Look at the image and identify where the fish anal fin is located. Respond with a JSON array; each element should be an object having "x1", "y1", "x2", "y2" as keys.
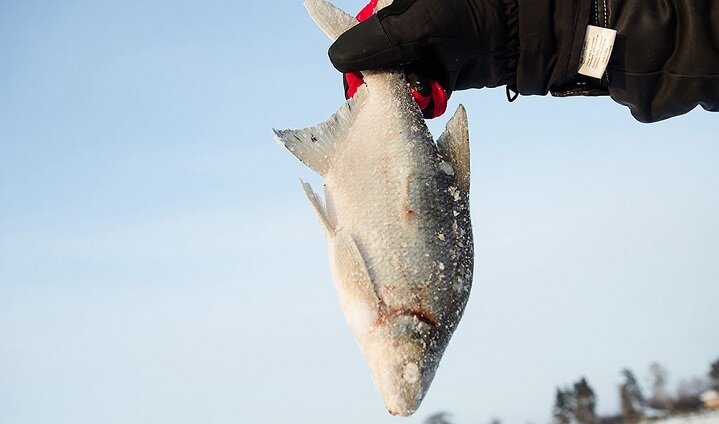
[
  {"x1": 273, "y1": 85, "x2": 367, "y2": 176},
  {"x1": 437, "y1": 104, "x2": 470, "y2": 192}
]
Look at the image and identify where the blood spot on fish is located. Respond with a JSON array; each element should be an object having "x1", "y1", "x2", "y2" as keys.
[{"x1": 405, "y1": 209, "x2": 415, "y2": 218}]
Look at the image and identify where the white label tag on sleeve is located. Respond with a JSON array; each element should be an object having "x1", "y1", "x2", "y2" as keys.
[{"x1": 578, "y1": 25, "x2": 617, "y2": 79}]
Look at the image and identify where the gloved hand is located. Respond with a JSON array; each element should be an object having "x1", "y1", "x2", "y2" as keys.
[{"x1": 329, "y1": 0, "x2": 518, "y2": 97}]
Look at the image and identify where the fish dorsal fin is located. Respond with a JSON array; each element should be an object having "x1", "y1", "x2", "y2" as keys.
[
  {"x1": 304, "y1": 0, "x2": 358, "y2": 41},
  {"x1": 300, "y1": 179, "x2": 334, "y2": 235},
  {"x1": 437, "y1": 104, "x2": 470, "y2": 192},
  {"x1": 273, "y1": 85, "x2": 367, "y2": 176}
]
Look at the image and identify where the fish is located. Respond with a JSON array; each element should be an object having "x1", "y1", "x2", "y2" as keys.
[{"x1": 273, "y1": 0, "x2": 474, "y2": 416}]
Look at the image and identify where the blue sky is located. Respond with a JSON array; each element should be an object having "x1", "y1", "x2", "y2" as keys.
[{"x1": 1, "y1": 1, "x2": 717, "y2": 423}]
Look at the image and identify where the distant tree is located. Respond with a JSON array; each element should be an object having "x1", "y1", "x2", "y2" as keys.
[
  {"x1": 424, "y1": 412, "x2": 454, "y2": 424},
  {"x1": 710, "y1": 357, "x2": 719, "y2": 389},
  {"x1": 552, "y1": 387, "x2": 574, "y2": 424},
  {"x1": 677, "y1": 376, "x2": 710, "y2": 398},
  {"x1": 488, "y1": 418, "x2": 502, "y2": 424},
  {"x1": 619, "y1": 369, "x2": 644, "y2": 423},
  {"x1": 573, "y1": 377, "x2": 599, "y2": 424},
  {"x1": 647, "y1": 362, "x2": 672, "y2": 411},
  {"x1": 675, "y1": 376, "x2": 710, "y2": 412}
]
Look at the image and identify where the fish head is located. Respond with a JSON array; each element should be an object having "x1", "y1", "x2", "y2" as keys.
[{"x1": 361, "y1": 310, "x2": 442, "y2": 416}]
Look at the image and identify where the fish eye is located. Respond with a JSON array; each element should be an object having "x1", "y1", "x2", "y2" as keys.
[{"x1": 391, "y1": 314, "x2": 433, "y2": 341}]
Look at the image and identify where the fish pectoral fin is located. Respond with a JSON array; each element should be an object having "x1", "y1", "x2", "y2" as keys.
[
  {"x1": 333, "y1": 230, "x2": 382, "y2": 311},
  {"x1": 300, "y1": 180, "x2": 334, "y2": 235},
  {"x1": 437, "y1": 104, "x2": 470, "y2": 193},
  {"x1": 273, "y1": 85, "x2": 367, "y2": 176}
]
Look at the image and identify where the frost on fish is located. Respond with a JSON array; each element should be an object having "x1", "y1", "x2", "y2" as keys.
[{"x1": 272, "y1": 0, "x2": 474, "y2": 417}]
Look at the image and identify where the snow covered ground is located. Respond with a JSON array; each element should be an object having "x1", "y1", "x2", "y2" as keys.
[{"x1": 651, "y1": 411, "x2": 719, "y2": 424}]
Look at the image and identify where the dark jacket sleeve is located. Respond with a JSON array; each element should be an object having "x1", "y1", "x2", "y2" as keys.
[
  {"x1": 513, "y1": 0, "x2": 592, "y2": 95},
  {"x1": 513, "y1": 0, "x2": 719, "y2": 122},
  {"x1": 603, "y1": 0, "x2": 719, "y2": 122}
]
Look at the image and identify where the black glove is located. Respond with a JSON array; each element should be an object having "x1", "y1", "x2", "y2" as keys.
[{"x1": 328, "y1": 0, "x2": 518, "y2": 96}]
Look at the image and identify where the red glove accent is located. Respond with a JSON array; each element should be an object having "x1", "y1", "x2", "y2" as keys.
[
  {"x1": 342, "y1": 0, "x2": 447, "y2": 119},
  {"x1": 356, "y1": 0, "x2": 380, "y2": 22},
  {"x1": 345, "y1": 71, "x2": 364, "y2": 99},
  {"x1": 427, "y1": 79, "x2": 447, "y2": 117}
]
